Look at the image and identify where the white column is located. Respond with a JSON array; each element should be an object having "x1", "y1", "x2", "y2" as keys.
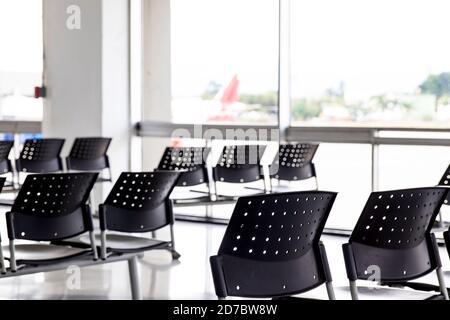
[
  {"x1": 141, "y1": 0, "x2": 172, "y2": 170},
  {"x1": 42, "y1": 0, "x2": 130, "y2": 188}
]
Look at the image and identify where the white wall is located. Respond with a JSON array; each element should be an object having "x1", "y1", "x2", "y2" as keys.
[
  {"x1": 43, "y1": 0, "x2": 103, "y2": 145},
  {"x1": 141, "y1": 0, "x2": 172, "y2": 170},
  {"x1": 101, "y1": 0, "x2": 131, "y2": 177},
  {"x1": 43, "y1": 0, "x2": 130, "y2": 190}
]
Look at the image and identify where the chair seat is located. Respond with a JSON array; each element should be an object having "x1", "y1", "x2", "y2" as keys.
[
  {"x1": 334, "y1": 285, "x2": 437, "y2": 300},
  {"x1": 170, "y1": 188, "x2": 210, "y2": 201},
  {"x1": 3, "y1": 243, "x2": 92, "y2": 265},
  {"x1": 80, "y1": 233, "x2": 169, "y2": 253},
  {"x1": 216, "y1": 183, "x2": 264, "y2": 198}
]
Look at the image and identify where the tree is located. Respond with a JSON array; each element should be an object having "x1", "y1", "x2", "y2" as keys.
[{"x1": 419, "y1": 72, "x2": 450, "y2": 109}]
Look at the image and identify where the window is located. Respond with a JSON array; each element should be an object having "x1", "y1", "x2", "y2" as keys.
[
  {"x1": 0, "y1": 0, "x2": 43, "y2": 121},
  {"x1": 170, "y1": 0, "x2": 279, "y2": 124},
  {"x1": 290, "y1": 0, "x2": 450, "y2": 128}
]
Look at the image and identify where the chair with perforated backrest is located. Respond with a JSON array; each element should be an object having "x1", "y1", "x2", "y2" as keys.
[
  {"x1": 66, "y1": 137, "x2": 112, "y2": 182},
  {"x1": 439, "y1": 165, "x2": 450, "y2": 263},
  {"x1": 210, "y1": 191, "x2": 337, "y2": 299},
  {"x1": 3, "y1": 172, "x2": 99, "y2": 272},
  {"x1": 157, "y1": 146, "x2": 210, "y2": 188},
  {"x1": 98, "y1": 171, "x2": 181, "y2": 260},
  {"x1": 343, "y1": 187, "x2": 449, "y2": 300},
  {"x1": 213, "y1": 145, "x2": 266, "y2": 198},
  {"x1": 269, "y1": 143, "x2": 319, "y2": 190},
  {"x1": 438, "y1": 164, "x2": 450, "y2": 199},
  {"x1": 0, "y1": 141, "x2": 14, "y2": 188},
  {"x1": 15, "y1": 139, "x2": 65, "y2": 175},
  {"x1": 432, "y1": 163, "x2": 450, "y2": 228}
]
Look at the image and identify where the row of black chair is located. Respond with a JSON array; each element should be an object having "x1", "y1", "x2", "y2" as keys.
[
  {"x1": 0, "y1": 170, "x2": 182, "y2": 299},
  {"x1": 0, "y1": 165, "x2": 448, "y2": 300},
  {"x1": 158, "y1": 144, "x2": 450, "y2": 229},
  {"x1": 210, "y1": 187, "x2": 450, "y2": 300},
  {"x1": 0, "y1": 137, "x2": 112, "y2": 188},
  {"x1": 156, "y1": 144, "x2": 319, "y2": 200}
]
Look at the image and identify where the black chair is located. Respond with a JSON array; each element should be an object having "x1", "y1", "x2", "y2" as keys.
[
  {"x1": 437, "y1": 163, "x2": 450, "y2": 207},
  {"x1": 97, "y1": 171, "x2": 181, "y2": 260},
  {"x1": 15, "y1": 138, "x2": 65, "y2": 175},
  {"x1": 343, "y1": 187, "x2": 449, "y2": 300},
  {"x1": 269, "y1": 143, "x2": 319, "y2": 191},
  {"x1": 0, "y1": 141, "x2": 14, "y2": 189},
  {"x1": 433, "y1": 164, "x2": 450, "y2": 228},
  {"x1": 66, "y1": 137, "x2": 112, "y2": 182},
  {"x1": 2, "y1": 172, "x2": 99, "y2": 272},
  {"x1": 213, "y1": 145, "x2": 266, "y2": 198},
  {"x1": 210, "y1": 191, "x2": 337, "y2": 299},
  {"x1": 157, "y1": 147, "x2": 211, "y2": 200}
]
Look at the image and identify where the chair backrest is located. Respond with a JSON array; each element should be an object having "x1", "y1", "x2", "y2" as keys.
[
  {"x1": 0, "y1": 141, "x2": 13, "y2": 174},
  {"x1": 213, "y1": 145, "x2": 265, "y2": 183},
  {"x1": 16, "y1": 138, "x2": 65, "y2": 173},
  {"x1": 346, "y1": 187, "x2": 448, "y2": 282},
  {"x1": 271, "y1": 143, "x2": 319, "y2": 181},
  {"x1": 438, "y1": 164, "x2": 450, "y2": 205},
  {"x1": 6, "y1": 172, "x2": 98, "y2": 241},
  {"x1": 157, "y1": 147, "x2": 210, "y2": 186},
  {"x1": 100, "y1": 171, "x2": 181, "y2": 233},
  {"x1": 66, "y1": 137, "x2": 112, "y2": 171},
  {"x1": 210, "y1": 191, "x2": 337, "y2": 298}
]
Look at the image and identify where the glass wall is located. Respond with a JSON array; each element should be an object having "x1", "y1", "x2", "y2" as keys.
[
  {"x1": 170, "y1": 0, "x2": 279, "y2": 124},
  {"x1": 290, "y1": 0, "x2": 450, "y2": 128},
  {"x1": 139, "y1": 0, "x2": 450, "y2": 231},
  {"x1": 0, "y1": 0, "x2": 43, "y2": 121}
]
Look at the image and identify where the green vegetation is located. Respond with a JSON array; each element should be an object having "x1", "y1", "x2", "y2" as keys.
[
  {"x1": 291, "y1": 98, "x2": 322, "y2": 120},
  {"x1": 419, "y1": 72, "x2": 450, "y2": 101},
  {"x1": 200, "y1": 72, "x2": 450, "y2": 122},
  {"x1": 239, "y1": 91, "x2": 278, "y2": 107}
]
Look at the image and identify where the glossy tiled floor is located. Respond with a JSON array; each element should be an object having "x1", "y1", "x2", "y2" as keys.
[{"x1": 0, "y1": 219, "x2": 448, "y2": 300}]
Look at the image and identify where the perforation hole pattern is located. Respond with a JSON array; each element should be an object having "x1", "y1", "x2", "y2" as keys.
[
  {"x1": 0, "y1": 141, "x2": 13, "y2": 161},
  {"x1": 350, "y1": 187, "x2": 447, "y2": 249},
  {"x1": 11, "y1": 173, "x2": 98, "y2": 215},
  {"x1": 69, "y1": 137, "x2": 111, "y2": 160},
  {"x1": 276, "y1": 144, "x2": 318, "y2": 169},
  {"x1": 104, "y1": 171, "x2": 180, "y2": 210},
  {"x1": 158, "y1": 147, "x2": 208, "y2": 172},
  {"x1": 219, "y1": 191, "x2": 336, "y2": 261},
  {"x1": 438, "y1": 164, "x2": 450, "y2": 205},
  {"x1": 19, "y1": 139, "x2": 64, "y2": 161},
  {"x1": 218, "y1": 145, "x2": 265, "y2": 168}
]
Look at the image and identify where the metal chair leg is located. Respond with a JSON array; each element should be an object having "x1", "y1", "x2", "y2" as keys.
[
  {"x1": 128, "y1": 256, "x2": 142, "y2": 300},
  {"x1": 100, "y1": 230, "x2": 107, "y2": 260},
  {"x1": 0, "y1": 245, "x2": 6, "y2": 274},
  {"x1": 436, "y1": 266, "x2": 449, "y2": 300},
  {"x1": 349, "y1": 280, "x2": 359, "y2": 300},
  {"x1": 87, "y1": 231, "x2": 98, "y2": 260},
  {"x1": 437, "y1": 211, "x2": 445, "y2": 228},
  {"x1": 326, "y1": 281, "x2": 336, "y2": 300},
  {"x1": 9, "y1": 241, "x2": 17, "y2": 272},
  {"x1": 170, "y1": 224, "x2": 181, "y2": 260}
]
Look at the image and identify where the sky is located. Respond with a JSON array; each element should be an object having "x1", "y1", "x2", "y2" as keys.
[
  {"x1": 0, "y1": 0, "x2": 43, "y2": 73},
  {"x1": 1, "y1": 0, "x2": 450, "y2": 102},
  {"x1": 171, "y1": 0, "x2": 450, "y2": 101}
]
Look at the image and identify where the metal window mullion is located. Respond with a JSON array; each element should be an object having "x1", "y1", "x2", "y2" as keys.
[{"x1": 278, "y1": 0, "x2": 292, "y2": 143}]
